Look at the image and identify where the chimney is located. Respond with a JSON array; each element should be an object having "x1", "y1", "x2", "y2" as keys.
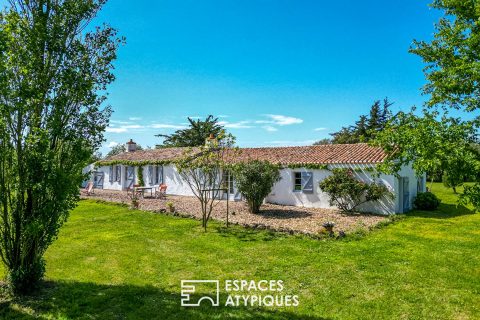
[
  {"x1": 126, "y1": 139, "x2": 137, "y2": 152},
  {"x1": 205, "y1": 134, "x2": 217, "y2": 148}
]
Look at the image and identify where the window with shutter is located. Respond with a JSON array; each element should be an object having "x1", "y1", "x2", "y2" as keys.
[
  {"x1": 302, "y1": 172, "x2": 314, "y2": 193},
  {"x1": 115, "y1": 166, "x2": 121, "y2": 182},
  {"x1": 156, "y1": 166, "x2": 163, "y2": 184},
  {"x1": 109, "y1": 166, "x2": 113, "y2": 183},
  {"x1": 148, "y1": 166, "x2": 154, "y2": 185},
  {"x1": 293, "y1": 171, "x2": 314, "y2": 193},
  {"x1": 293, "y1": 172, "x2": 302, "y2": 191}
]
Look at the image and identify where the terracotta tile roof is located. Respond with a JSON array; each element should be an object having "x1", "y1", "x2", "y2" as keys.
[
  {"x1": 104, "y1": 147, "x2": 193, "y2": 163},
  {"x1": 101, "y1": 143, "x2": 386, "y2": 165},
  {"x1": 231, "y1": 144, "x2": 387, "y2": 165}
]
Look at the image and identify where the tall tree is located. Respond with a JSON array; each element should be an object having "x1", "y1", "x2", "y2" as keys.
[
  {"x1": 0, "y1": 0, "x2": 122, "y2": 293},
  {"x1": 157, "y1": 115, "x2": 227, "y2": 147},
  {"x1": 314, "y1": 98, "x2": 393, "y2": 145},
  {"x1": 410, "y1": 0, "x2": 480, "y2": 113},
  {"x1": 381, "y1": 0, "x2": 480, "y2": 210}
]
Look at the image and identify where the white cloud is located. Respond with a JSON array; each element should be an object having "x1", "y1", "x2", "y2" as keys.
[
  {"x1": 255, "y1": 114, "x2": 303, "y2": 126},
  {"x1": 122, "y1": 125, "x2": 144, "y2": 129},
  {"x1": 106, "y1": 127, "x2": 127, "y2": 133},
  {"x1": 110, "y1": 120, "x2": 132, "y2": 125},
  {"x1": 129, "y1": 117, "x2": 142, "y2": 121},
  {"x1": 314, "y1": 127, "x2": 327, "y2": 131},
  {"x1": 266, "y1": 114, "x2": 303, "y2": 126},
  {"x1": 218, "y1": 120, "x2": 252, "y2": 129},
  {"x1": 150, "y1": 123, "x2": 186, "y2": 129},
  {"x1": 218, "y1": 114, "x2": 229, "y2": 118},
  {"x1": 262, "y1": 125, "x2": 278, "y2": 132},
  {"x1": 107, "y1": 141, "x2": 119, "y2": 148}
]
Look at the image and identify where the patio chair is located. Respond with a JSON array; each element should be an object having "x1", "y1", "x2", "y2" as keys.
[
  {"x1": 155, "y1": 184, "x2": 168, "y2": 199},
  {"x1": 84, "y1": 181, "x2": 95, "y2": 196}
]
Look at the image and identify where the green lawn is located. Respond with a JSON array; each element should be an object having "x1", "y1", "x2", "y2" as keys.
[{"x1": 0, "y1": 183, "x2": 479, "y2": 319}]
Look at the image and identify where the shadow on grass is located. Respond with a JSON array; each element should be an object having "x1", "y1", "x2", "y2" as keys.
[
  {"x1": 407, "y1": 203, "x2": 475, "y2": 219},
  {"x1": 0, "y1": 280, "x2": 327, "y2": 320},
  {"x1": 215, "y1": 226, "x2": 288, "y2": 242},
  {"x1": 254, "y1": 209, "x2": 312, "y2": 219}
]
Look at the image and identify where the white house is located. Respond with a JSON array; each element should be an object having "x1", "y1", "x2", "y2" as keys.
[{"x1": 88, "y1": 140, "x2": 426, "y2": 214}]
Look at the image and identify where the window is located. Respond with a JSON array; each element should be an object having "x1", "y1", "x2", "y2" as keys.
[
  {"x1": 224, "y1": 170, "x2": 234, "y2": 194},
  {"x1": 417, "y1": 176, "x2": 424, "y2": 193},
  {"x1": 115, "y1": 166, "x2": 121, "y2": 182},
  {"x1": 294, "y1": 171, "x2": 314, "y2": 193},
  {"x1": 294, "y1": 172, "x2": 302, "y2": 191},
  {"x1": 155, "y1": 166, "x2": 163, "y2": 184}
]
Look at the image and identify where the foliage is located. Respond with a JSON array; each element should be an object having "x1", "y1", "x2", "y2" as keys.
[
  {"x1": 410, "y1": 0, "x2": 480, "y2": 113},
  {"x1": 408, "y1": 0, "x2": 480, "y2": 211},
  {"x1": 0, "y1": 0, "x2": 122, "y2": 293},
  {"x1": 157, "y1": 115, "x2": 229, "y2": 147},
  {"x1": 319, "y1": 168, "x2": 391, "y2": 213},
  {"x1": 414, "y1": 192, "x2": 441, "y2": 210},
  {"x1": 137, "y1": 166, "x2": 145, "y2": 186},
  {"x1": 441, "y1": 156, "x2": 475, "y2": 193},
  {"x1": 166, "y1": 201, "x2": 175, "y2": 213},
  {"x1": 231, "y1": 160, "x2": 281, "y2": 213},
  {"x1": 313, "y1": 138, "x2": 332, "y2": 145},
  {"x1": 176, "y1": 132, "x2": 237, "y2": 230},
  {"x1": 105, "y1": 143, "x2": 143, "y2": 158},
  {"x1": 372, "y1": 109, "x2": 479, "y2": 178},
  {"x1": 459, "y1": 183, "x2": 480, "y2": 212},
  {"x1": 317, "y1": 98, "x2": 392, "y2": 145}
]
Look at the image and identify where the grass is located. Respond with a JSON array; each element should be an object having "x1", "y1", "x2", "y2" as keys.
[{"x1": 0, "y1": 183, "x2": 479, "y2": 319}]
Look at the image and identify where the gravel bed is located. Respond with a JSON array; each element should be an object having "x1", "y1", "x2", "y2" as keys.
[{"x1": 81, "y1": 189, "x2": 388, "y2": 236}]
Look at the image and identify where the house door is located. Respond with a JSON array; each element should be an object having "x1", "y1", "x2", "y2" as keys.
[
  {"x1": 223, "y1": 170, "x2": 236, "y2": 200},
  {"x1": 125, "y1": 166, "x2": 135, "y2": 189},
  {"x1": 400, "y1": 177, "x2": 410, "y2": 212},
  {"x1": 93, "y1": 172, "x2": 104, "y2": 189}
]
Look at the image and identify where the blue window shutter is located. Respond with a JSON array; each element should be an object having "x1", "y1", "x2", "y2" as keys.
[
  {"x1": 302, "y1": 172, "x2": 313, "y2": 193},
  {"x1": 109, "y1": 166, "x2": 113, "y2": 182},
  {"x1": 159, "y1": 166, "x2": 164, "y2": 184},
  {"x1": 148, "y1": 166, "x2": 154, "y2": 185}
]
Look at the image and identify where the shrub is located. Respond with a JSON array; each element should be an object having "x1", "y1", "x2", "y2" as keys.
[
  {"x1": 459, "y1": 183, "x2": 480, "y2": 212},
  {"x1": 414, "y1": 192, "x2": 440, "y2": 210},
  {"x1": 138, "y1": 166, "x2": 145, "y2": 186},
  {"x1": 232, "y1": 160, "x2": 281, "y2": 213},
  {"x1": 319, "y1": 168, "x2": 392, "y2": 213}
]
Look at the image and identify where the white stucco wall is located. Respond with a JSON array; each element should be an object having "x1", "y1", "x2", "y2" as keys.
[
  {"x1": 265, "y1": 164, "x2": 424, "y2": 214},
  {"x1": 163, "y1": 165, "x2": 196, "y2": 196},
  {"x1": 89, "y1": 162, "x2": 425, "y2": 214}
]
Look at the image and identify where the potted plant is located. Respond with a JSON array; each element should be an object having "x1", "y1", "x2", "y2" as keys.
[
  {"x1": 131, "y1": 195, "x2": 140, "y2": 209},
  {"x1": 322, "y1": 221, "x2": 335, "y2": 236},
  {"x1": 166, "y1": 201, "x2": 175, "y2": 213}
]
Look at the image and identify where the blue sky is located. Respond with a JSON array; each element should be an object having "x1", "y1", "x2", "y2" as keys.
[{"x1": 2, "y1": 0, "x2": 445, "y2": 154}]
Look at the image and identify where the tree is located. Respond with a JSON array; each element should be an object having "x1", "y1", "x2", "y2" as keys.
[
  {"x1": 0, "y1": 0, "x2": 122, "y2": 293},
  {"x1": 322, "y1": 98, "x2": 393, "y2": 145},
  {"x1": 313, "y1": 138, "x2": 332, "y2": 145},
  {"x1": 157, "y1": 115, "x2": 227, "y2": 147},
  {"x1": 319, "y1": 168, "x2": 392, "y2": 213},
  {"x1": 410, "y1": 0, "x2": 480, "y2": 113},
  {"x1": 176, "y1": 133, "x2": 236, "y2": 231},
  {"x1": 372, "y1": 109, "x2": 478, "y2": 190},
  {"x1": 442, "y1": 155, "x2": 477, "y2": 193},
  {"x1": 105, "y1": 143, "x2": 143, "y2": 158},
  {"x1": 232, "y1": 160, "x2": 281, "y2": 213},
  {"x1": 409, "y1": 0, "x2": 480, "y2": 211}
]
